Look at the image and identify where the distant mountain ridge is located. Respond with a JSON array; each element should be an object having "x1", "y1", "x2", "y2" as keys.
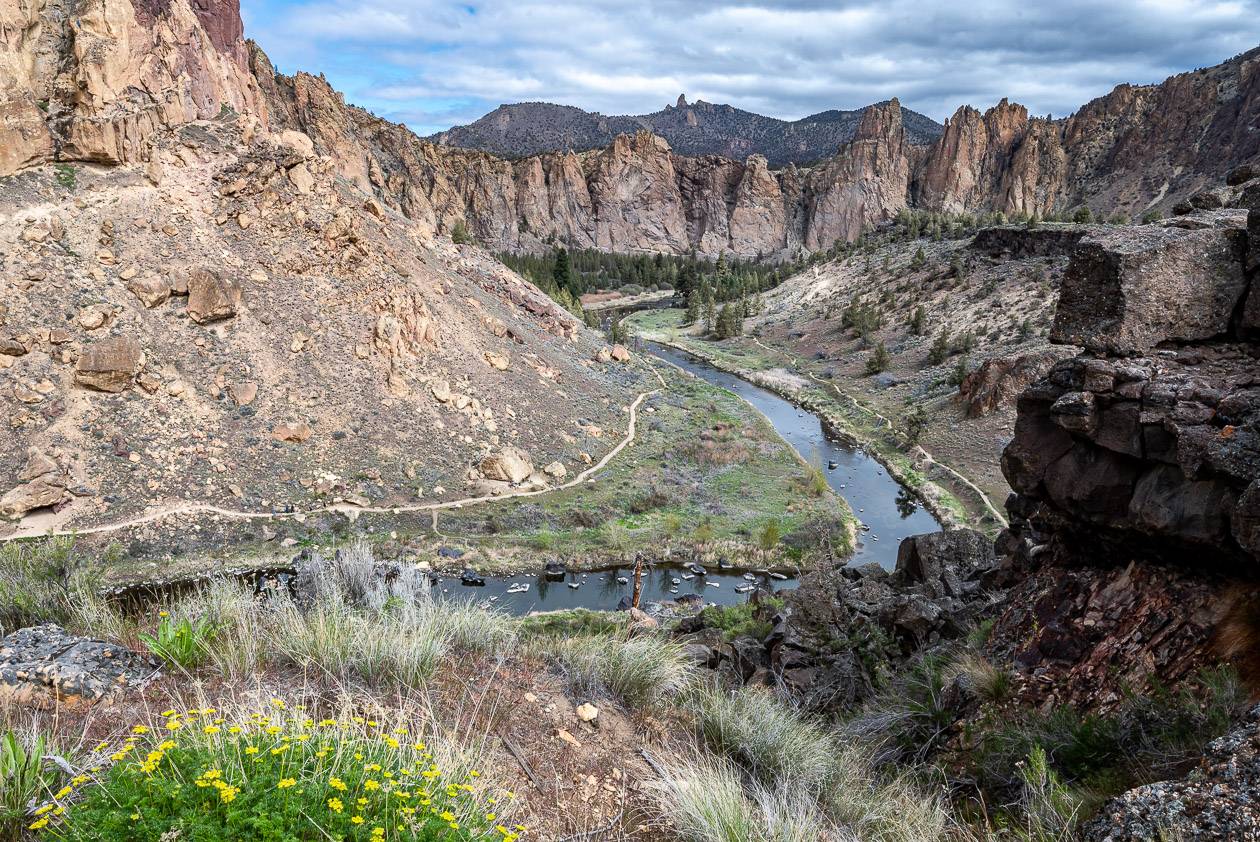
[{"x1": 427, "y1": 96, "x2": 945, "y2": 165}]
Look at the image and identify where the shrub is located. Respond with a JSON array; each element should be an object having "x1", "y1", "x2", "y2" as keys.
[
  {"x1": 552, "y1": 634, "x2": 693, "y2": 709},
  {"x1": 927, "y1": 330, "x2": 951, "y2": 365},
  {"x1": 756, "y1": 519, "x2": 783, "y2": 553},
  {"x1": 902, "y1": 404, "x2": 930, "y2": 444},
  {"x1": 0, "y1": 537, "x2": 91, "y2": 634},
  {"x1": 864, "y1": 341, "x2": 891, "y2": 376},
  {"x1": 49, "y1": 706, "x2": 517, "y2": 841},
  {"x1": 1, "y1": 729, "x2": 61, "y2": 842},
  {"x1": 699, "y1": 600, "x2": 781, "y2": 642},
  {"x1": 450, "y1": 219, "x2": 473, "y2": 245},
  {"x1": 139, "y1": 612, "x2": 216, "y2": 669}
]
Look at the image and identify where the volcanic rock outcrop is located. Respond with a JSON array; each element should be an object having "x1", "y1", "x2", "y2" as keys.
[
  {"x1": 992, "y1": 178, "x2": 1260, "y2": 706},
  {"x1": 5, "y1": 2, "x2": 1258, "y2": 260}
]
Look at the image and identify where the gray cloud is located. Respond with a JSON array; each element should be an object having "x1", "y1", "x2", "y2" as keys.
[{"x1": 244, "y1": 0, "x2": 1260, "y2": 133}]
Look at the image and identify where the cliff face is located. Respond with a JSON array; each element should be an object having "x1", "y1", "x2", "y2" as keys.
[
  {"x1": 3, "y1": 1, "x2": 1259, "y2": 260},
  {"x1": 0, "y1": 0, "x2": 265, "y2": 173}
]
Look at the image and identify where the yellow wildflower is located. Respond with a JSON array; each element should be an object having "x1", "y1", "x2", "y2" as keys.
[
  {"x1": 277, "y1": 778, "x2": 297, "y2": 789},
  {"x1": 351, "y1": 816, "x2": 365, "y2": 825},
  {"x1": 328, "y1": 797, "x2": 343, "y2": 813}
]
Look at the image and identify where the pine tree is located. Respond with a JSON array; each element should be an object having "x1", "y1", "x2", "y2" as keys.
[
  {"x1": 909, "y1": 305, "x2": 927, "y2": 336},
  {"x1": 864, "y1": 341, "x2": 891, "y2": 376},
  {"x1": 553, "y1": 247, "x2": 573, "y2": 295},
  {"x1": 683, "y1": 291, "x2": 701, "y2": 326}
]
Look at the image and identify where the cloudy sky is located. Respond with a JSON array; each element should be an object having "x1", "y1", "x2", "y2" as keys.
[{"x1": 243, "y1": 0, "x2": 1260, "y2": 135}]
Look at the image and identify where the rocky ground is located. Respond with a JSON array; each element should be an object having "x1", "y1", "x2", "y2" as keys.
[
  {"x1": 750, "y1": 223, "x2": 1081, "y2": 511},
  {"x1": 0, "y1": 115, "x2": 654, "y2": 546}
]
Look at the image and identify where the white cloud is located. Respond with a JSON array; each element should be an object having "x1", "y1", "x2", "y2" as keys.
[{"x1": 243, "y1": 0, "x2": 1260, "y2": 134}]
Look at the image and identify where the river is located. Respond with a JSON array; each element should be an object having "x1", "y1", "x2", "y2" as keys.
[{"x1": 645, "y1": 342, "x2": 941, "y2": 569}]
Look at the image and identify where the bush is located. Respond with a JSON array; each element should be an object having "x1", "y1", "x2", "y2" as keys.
[
  {"x1": 699, "y1": 600, "x2": 781, "y2": 642},
  {"x1": 756, "y1": 519, "x2": 783, "y2": 553},
  {"x1": 449, "y1": 219, "x2": 473, "y2": 245},
  {"x1": 0, "y1": 538, "x2": 92, "y2": 634},
  {"x1": 552, "y1": 634, "x2": 693, "y2": 709},
  {"x1": 1, "y1": 729, "x2": 62, "y2": 842},
  {"x1": 864, "y1": 341, "x2": 891, "y2": 376},
  {"x1": 49, "y1": 706, "x2": 517, "y2": 841}
]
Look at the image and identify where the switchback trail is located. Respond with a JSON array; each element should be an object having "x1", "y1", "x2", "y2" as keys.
[{"x1": 2, "y1": 364, "x2": 669, "y2": 543}]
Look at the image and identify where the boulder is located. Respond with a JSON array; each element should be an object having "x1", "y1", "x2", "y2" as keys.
[
  {"x1": 479, "y1": 446, "x2": 533, "y2": 483},
  {"x1": 186, "y1": 268, "x2": 242, "y2": 323},
  {"x1": 126, "y1": 273, "x2": 171, "y2": 308},
  {"x1": 272, "y1": 422, "x2": 313, "y2": 443},
  {"x1": 484, "y1": 351, "x2": 510, "y2": 370},
  {"x1": 75, "y1": 336, "x2": 142, "y2": 392},
  {"x1": 610, "y1": 344, "x2": 631, "y2": 362},
  {"x1": 959, "y1": 349, "x2": 1072, "y2": 418},
  {"x1": 1051, "y1": 225, "x2": 1248, "y2": 353},
  {"x1": 894, "y1": 530, "x2": 995, "y2": 599},
  {"x1": 542, "y1": 460, "x2": 567, "y2": 479},
  {"x1": 0, "y1": 449, "x2": 69, "y2": 519},
  {"x1": 0, "y1": 624, "x2": 158, "y2": 708},
  {"x1": 277, "y1": 130, "x2": 315, "y2": 159},
  {"x1": 595, "y1": 346, "x2": 613, "y2": 363}
]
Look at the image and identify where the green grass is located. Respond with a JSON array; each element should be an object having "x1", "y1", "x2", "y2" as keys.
[
  {"x1": 48, "y1": 704, "x2": 515, "y2": 841},
  {"x1": 432, "y1": 364, "x2": 851, "y2": 571}
]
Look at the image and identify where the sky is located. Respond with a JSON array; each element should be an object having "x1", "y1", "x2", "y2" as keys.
[{"x1": 242, "y1": 0, "x2": 1260, "y2": 136}]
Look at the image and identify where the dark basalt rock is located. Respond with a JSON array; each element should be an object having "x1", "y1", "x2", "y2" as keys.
[
  {"x1": 1084, "y1": 705, "x2": 1260, "y2": 841},
  {"x1": 459, "y1": 568, "x2": 485, "y2": 586},
  {"x1": 0, "y1": 625, "x2": 159, "y2": 709}
]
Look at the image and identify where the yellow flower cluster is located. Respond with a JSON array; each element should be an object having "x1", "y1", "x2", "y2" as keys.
[{"x1": 30, "y1": 705, "x2": 527, "y2": 841}]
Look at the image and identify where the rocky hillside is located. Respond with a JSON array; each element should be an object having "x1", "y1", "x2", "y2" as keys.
[
  {"x1": 0, "y1": 0, "x2": 652, "y2": 538},
  {"x1": 428, "y1": 96, "x2": 945, "y2": 165},
  {"x1": 4, "y1": 3, "x2": 1257, "y2": 261}
]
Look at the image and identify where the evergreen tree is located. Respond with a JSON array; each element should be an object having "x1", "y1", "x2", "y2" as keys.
[
  {"x1": 909, "y1": 305, "x2": 927, "y2": 336},
  {"x1": 553, "y1": 247, "x2": 573, "y2": 295},
  {"x1": 715, "y1": 303, "x2": 742, "y2": 339},
  {"x1": 864, "y1": 341, "x2": 891, "y2": 376},
  {"x1": 683, "y1": 291, "x2": 702, "y2": 326}
]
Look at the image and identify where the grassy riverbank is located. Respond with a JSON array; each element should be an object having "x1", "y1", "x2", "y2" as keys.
[
  {"x1": 15, "y1": 354, "x2": 853, "y2": 587},
  {"x1": 626, "y1": 308, "x2": 1003, "y2": 535}
]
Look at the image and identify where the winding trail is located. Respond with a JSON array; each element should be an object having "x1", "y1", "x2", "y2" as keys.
[{"x1": 2, "y1": 364, "x2": 669, "y2": 543}]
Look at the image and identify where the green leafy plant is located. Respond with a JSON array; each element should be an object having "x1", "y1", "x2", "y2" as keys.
[
  {"x1": 53, "y1": 164, "x2": 77, "y2": 190},
  {"x1": 1, "y1": 729, "x2": 60, "y2": 841},
  {"x1": 139, "y1": 613, "x2": 216, "y2": 669},
  {"x1": 45, "y1": 706, "x2": 519, "y2": 841}
]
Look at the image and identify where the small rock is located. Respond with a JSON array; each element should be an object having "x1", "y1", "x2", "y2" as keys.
[{"x1": 576, "y1": 702, "x2": 599, "y2": 722}]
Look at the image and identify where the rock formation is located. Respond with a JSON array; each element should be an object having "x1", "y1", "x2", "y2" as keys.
[
  {"x1": 4, "y1": 2, "x2": 1258, "y2": 260},
  {"x1": 990, "y1": 178, "x2": 1260, "y2": 708}
]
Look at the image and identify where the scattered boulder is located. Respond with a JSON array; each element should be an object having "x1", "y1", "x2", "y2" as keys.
[
  {"x1": 480, "y1": 446, "x2": 533, "y2": 484},
  {"x1": 0, "y1": 624, "x2": 158, "y2": 708},
  {"x1": 186, "y1": 268, "x2": 242, "y2": 323},
  {"x1": 75, "y1": 336, "x2": 142, "y2": 392},
  {"x1": 484, "y1": 351, "x2": 510, "y2": 370},
  {"x1": 127, "y1": 272, "x2": 171, "y2": 308},
  {"x1": 595, "y1": 346, "x2": 613, "y2": 363},
  {"x1": 0, "y1": 449, "x2": 70, "y2": 519},
  {"x1": 542, "y1": 461, "x2": 567, "y2": 479},
  {"x1": 575, "y1": 702, "x2": 599, "y2": 722},
  {"x1": 228, "y1": 381, "x2": 258, "y2": 407},
  {"x1": 272, "y1": 422, "x2": 313, "y2": 443},
  {"x1": 610, "y1": 344, "x2": 631, "y2": 362}
]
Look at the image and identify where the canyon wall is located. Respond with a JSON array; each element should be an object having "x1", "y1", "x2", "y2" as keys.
[{"x1": 3, "y1": 0, "x2": 1259, "y2": 259}]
